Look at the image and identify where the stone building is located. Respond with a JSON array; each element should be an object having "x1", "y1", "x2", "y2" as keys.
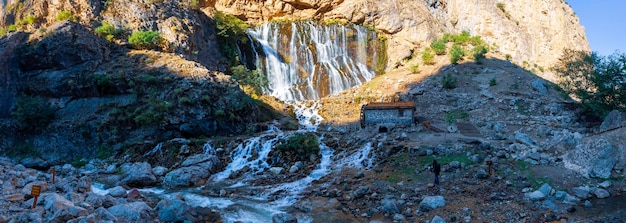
[{"x1": 360, "y1": 101, "x2": 415, "y2": 130}]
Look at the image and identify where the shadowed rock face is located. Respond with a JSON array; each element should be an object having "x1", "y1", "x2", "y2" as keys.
[{"x1": 0, "y1": 32, "x2": 27, "y2": 117}]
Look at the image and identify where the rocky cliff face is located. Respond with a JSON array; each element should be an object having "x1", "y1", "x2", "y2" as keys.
[
  {"x1": 212, "y1": 0, "x2": 589, "y2": 81},
  {"x1": 0, "y1": 0, "x2": 284, "y2": 166}
]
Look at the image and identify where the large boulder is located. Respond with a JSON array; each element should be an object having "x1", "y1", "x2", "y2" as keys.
[
  {"x1": 599, "y1": 110, "x2": 626, "y2": 131},
  {"x1": 155, "y1": 199, "x2": 197, "y2": 222},
  {"x1": 563, "y1": 139, "x2": 617, "y2": 178},
  {"x1": 419, "y1": 195, "x2": 445, "y2": 211},
  {"x1": 107, "y1": 202, "x2": 153, "y2": 222},
  {"x1": 163, "y1": 166, "x2": 209, "y2": 188},
  {"x1": 181, "y1": 154, "x2": 221, "y2": 172},
  {"x1": 120, "y1": 162, "x2": 157, "y2": 187}
]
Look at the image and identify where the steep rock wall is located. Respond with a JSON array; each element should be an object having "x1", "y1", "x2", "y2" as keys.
[{"x1": 212, "y1": 0, "x2": 589, "y2": 81}]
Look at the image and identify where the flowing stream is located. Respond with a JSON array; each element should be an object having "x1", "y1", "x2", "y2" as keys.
[{"x1": 93, "y1": 21, "x2": 384, "y2": 222}]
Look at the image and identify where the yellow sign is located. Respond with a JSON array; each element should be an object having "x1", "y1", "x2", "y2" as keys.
[{"x1": 31, "y1": 185, "x2": 41, "y2": 197}]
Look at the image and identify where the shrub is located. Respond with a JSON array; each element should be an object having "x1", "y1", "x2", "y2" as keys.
[
  {"x1": 190, "y1": 0, "x2": 200, "y2": 9},
  {"x1": 178, "y1": 96, "x2": 194, "y2": 106},
  {"x1": 276, "y1": 133, "x2": 320, "y2": 161},
  {"x1": 421, "y1": 49, "x2": 435, "y2": 65},
  {"x1": 431, "y1": 38, "x2": 448, "y2": 55},
  {"x1": 8, "y1": 24, "x2": 17, "y2": 32},
  {"x1": 230, "y1": 65, "x2": 267, "y2": 96},
  {"x1": 95, "y1": 21, "x2": 121, "y2": 40},
  {"x1": 12, "y1": 95, "x2": 55, "y2": 131},
  {"x1": 472, "y1": 45, "x2": 489, "y2": 63},
  {"x1": 128, "y1": 31, "x2": 161, "y2": 49},
  {"x1": 19, "y1": 15, "x2": 38, "y2": 26},
  {"x1": 449, "y1": 44, "x2": 464, "y2": 64},
  {"x1": 56, "y1": 10, "x2": 74, "y2": 21},
  {"x1": 441, "y1": 73, "x2": 457, "y2": 89},
  {"x1": 409, "y1": 63, "x2": 419, "y2": 73},
  {"x1": 496, "y1": 3, "x2": 506, "y2": 13},
  {"x1": 489, "y1": 78, "x2": 497, "y2": 86},
  {"x1": 0, "y1": 28, "x2": 5, "y2": 36}
]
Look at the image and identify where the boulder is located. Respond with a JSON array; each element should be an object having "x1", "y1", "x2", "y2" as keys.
[
  {"x1": 77, "y1": 176, "x2": 92, "y2": 193},
  {"x1": 107, "y1": 186, "x2": 127, "y2": 198},
  {"x1": 107, "y1": 202, "x2": 153, "y2": 221},
  {"x1": 525, "y1": 191, "x2": 546, "y2": 201},
  {"x1": 564, "y1": 139, "x2": 617, "y2": 178},
  {"x1": 120, "y1": 162, "x2": 157, "y2": 187},
  {"x1": 419, "y1": 195, "x2": 445, "y2": 211},
  {"x1": 163, "y1": 166, "x2": 209, "y2": 188},
  {"x1": 152, "y1": 166, "x2": 168, "y2": 176},
  {"x1": 155, "y1": 199, "x2": 197, "y2": 222},
  {"x1": 531, "y1": 79, "x2": 548, "y2": 95},
  {"x1": 95, "y1": 207, "x2": 117, "y2": 221},
  {"x1": 272, "y1": 213, "x2": 296, "y2": 223},
  {"x1": 591, "y1": 187, "x2": 610, "y2": 199},
  {"x1": 44, "y1": 193, "x2": 74, "y2": 212},
  {"x1": 599, "y1": 110, "x2": 626, "y2": 131},
  {"x1": 181, "y1": 154, "x2": 221, "y2": 172},
  {"x1": 381, "y1": 197, "x2": 401, "y2": 214},
  {"x1": 538, "y1": 183, "x2": 552, "y2": 196},
  {"x1": 431, "y1": 215, "x2": 446, "y2": 223},
  {"x1": 571, "y1": 186, "x2": 591, "y2": 199}
]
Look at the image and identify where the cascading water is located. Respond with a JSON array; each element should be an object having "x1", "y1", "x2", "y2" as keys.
[
  {"x1": 91, "y1": 21, "x2": 386, "y2": 223},
  {"x1": 249, "y1": 20, "x2": 383, "y2": 101}
]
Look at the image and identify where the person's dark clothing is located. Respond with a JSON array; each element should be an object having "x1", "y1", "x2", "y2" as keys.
[{"x1": 431, "y1": 160, "x2": 441, "y2": 185}]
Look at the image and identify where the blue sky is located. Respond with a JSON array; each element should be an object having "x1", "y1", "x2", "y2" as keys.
[{"x1": 566, "y1": 0, "x2": 626, "y2": 56}]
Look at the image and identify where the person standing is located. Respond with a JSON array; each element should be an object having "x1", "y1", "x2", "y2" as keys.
[{"x1": 431, "y1": 159, "x2": 441, "y2": 186}]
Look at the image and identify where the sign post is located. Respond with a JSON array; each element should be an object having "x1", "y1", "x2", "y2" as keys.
[
  {"x1": 31, "y1": 185, "x2": 41, "y2": 209},
  {"x1": 50, "y1": 167, "x2": 55, "y2": 184}
]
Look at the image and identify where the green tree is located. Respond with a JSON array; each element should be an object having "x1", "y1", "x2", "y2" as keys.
[
  {"x1": 554, "y1": 49, "x2": 626, "y2": 117},
  {"x1": 128, "y1": 30, "x2": 161, "y2": 49},
  {"x1": 214, "y1": 11, "x2": 250, "y2": 64}
]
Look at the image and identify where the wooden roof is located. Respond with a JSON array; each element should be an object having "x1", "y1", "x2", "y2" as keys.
[{"x1": 363, "y1": 101, "x2": 415, "y2": 110}]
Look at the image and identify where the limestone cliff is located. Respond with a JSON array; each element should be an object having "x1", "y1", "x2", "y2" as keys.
[{"x1": 211, "y1": 0, "x2": 589, "y2": 81}]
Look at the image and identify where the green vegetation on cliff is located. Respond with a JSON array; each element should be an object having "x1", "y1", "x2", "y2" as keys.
[
  {"x1": 214, "y1": 11, "x2": 250, "y2": 65},
  {"x1": 424, "y1": 31, "x2": 489, "y2": 65},
  {"x1": 128, "y1": 31, "x2": 162, "y2": 50},
  {"x1": 11, "y1": 95, "x2": 55, "y2": 131}
]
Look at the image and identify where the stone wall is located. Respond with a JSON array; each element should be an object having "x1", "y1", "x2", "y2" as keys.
[{"x1": 363, "y1": 109, "x2": 413, "y2": 126}]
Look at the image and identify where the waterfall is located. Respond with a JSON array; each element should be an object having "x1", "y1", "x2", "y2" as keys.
[{"x1": 249, "y1": 21, "x2": 383, "y2": 101}]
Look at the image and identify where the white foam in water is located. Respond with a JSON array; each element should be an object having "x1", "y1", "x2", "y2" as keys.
[
  {"x1": 335, "y1": 142, "x2": 376, "y2": 170},
  {"x1": 91, "y1": 183, "x2": 109, "y2": 196},
  {"x1": 183, "y1": 193, "x2": 236, "y2": 209},
  {"x1": 268, "y1": 137, "x2": 333, "y2": 206},
  {"x1": 211, "y1": 128, "x2": 284, "y2": 182},
  {"x1": 292, "y1": 101, "x2": 324, "y2": 132},
  {"x1": 203, "y1": 141, "x2": 215, "y2": 155}
]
